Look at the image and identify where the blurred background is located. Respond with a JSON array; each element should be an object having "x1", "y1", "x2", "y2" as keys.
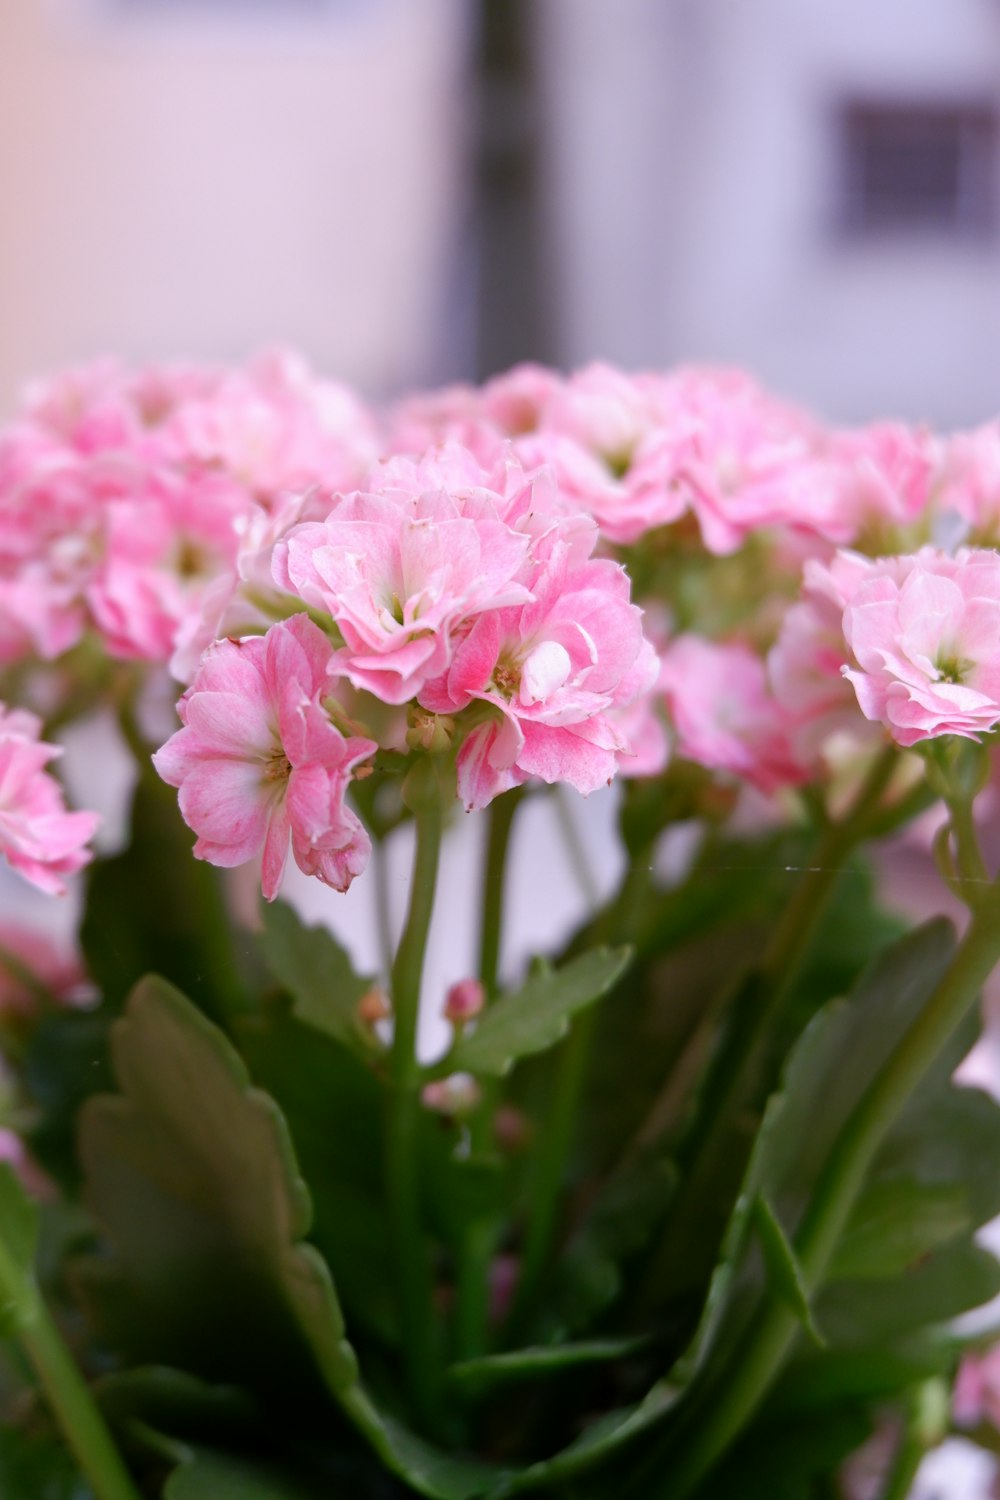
[{"x1": 3, "y1": 0, "x2": 1000, "y2": 425}]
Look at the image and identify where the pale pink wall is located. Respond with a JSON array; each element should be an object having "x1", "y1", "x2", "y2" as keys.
[{"x1": 0, "y1": 0, "x2": 471, "y2": 411}]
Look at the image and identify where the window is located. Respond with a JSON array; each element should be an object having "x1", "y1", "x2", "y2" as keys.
[{"x1": 836, "y1": 100, "x2": 998, "y2": 237}]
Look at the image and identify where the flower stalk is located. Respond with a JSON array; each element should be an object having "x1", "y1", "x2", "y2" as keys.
[{"x1": 386, "y1": 753, "x2": 446, "y2": 1434}]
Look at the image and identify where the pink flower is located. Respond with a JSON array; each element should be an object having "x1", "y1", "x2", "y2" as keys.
[
  {"x1": 842, "y1": 547, "x2": 1000, "y2": 747},
  {"x1": 654, "y1": 367, "x2": 820, "y2": 555},
  {"x1": 422, "y1": 547, "x2": 650, "y2": 809},
  {"x1": 388, "y1": 363, "x2": 562, "y2": 459},
  {"x1": 274, "y1": 448, "x2": 536, "y2": 705},
  {"x1": 661, "y1": 634, "x2": 806, "y2": 794},
  {"x1": 153, "y1": 615, "x2": 377, "y2": 899},
  {"x1": 768, "y1": 550, "x2": 883, "y2": 766},
  {"x1": 514, "y1": 363, "x2": 690, "y2": 546},
  {"x1": 0, "y1": 923, "x2": 91, "y2": 1016},
  {"x1": 935, "y1": 421, "x2": 1000, "y2": 546},
  {"x1": 0, "y1": 706, "x2": 99, "y2": 895},
  {"x1": 955, "y1": 1346, "x2": 1000, "y2": 1429},
  {"x1": 0, "y1": 1128, "x2": 55, "y2": 1200}
]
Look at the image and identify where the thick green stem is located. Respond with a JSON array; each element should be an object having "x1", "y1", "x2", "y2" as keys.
[
  {"x1": 0, "y1": 1238, "x2": 140, "y2": 1500},
  {"x1": 386, "y1": 757, "x2": 445, "y2": 1434},
  {"x1": 454, "y1": 790, "x2": 521, "y2": 1363},
  {"x1": 663, "y1": 873, "x2": 1000, "y2": 1499}
]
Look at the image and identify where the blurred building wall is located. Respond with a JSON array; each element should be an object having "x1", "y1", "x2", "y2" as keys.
[
  {"x1": 0, "y1": 0, "x2": 470, "y2": 411},
  {"x1": 537, "y1": 0, "x2": 1000, "y2": 425}
]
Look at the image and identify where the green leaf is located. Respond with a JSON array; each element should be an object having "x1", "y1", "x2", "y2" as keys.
[
  {"x1": 693, "y1": 1402, "x2": 872, "y2": 1500},
  {"x1": 164, "y1": 1447, "x2": 333, "y2": 1500},
  {"x1": 816, "y1": 1237, "x2": 1000, "y2": 1348},
  {"x1": 95, "y1": 1365, "x2": 258, "y2": 1441},
  {"x1": 258, "y1": 902, "x2": 377, "y2": 1058},
  {"x1": 828, "y1": 1177, "x2": 969, "y2": 1281},
  {"x1": 234, "y1": 999, "x2": 396, "y2": 1347},
  {"x1": 80, "y1": 772, "x2": 248, "y2": 1023},
  {"x1": 447, "y1": 1338, "x2": 648, "y2": 1397},
  {"x1": 543, "y1": 1154, "x2": 677, "y2": 1336},
  {"x1": 753, "y1": 1195, "x2": 823, "y2": 1347},
  {"x1": 0, "y1": 1163, "x2": 39, "y2": 1285},
  {"x1": 0, "y1": 1163, "x2": 40, "y2": 1335},
  {"x1": 0, "y1": 1422, "x2": 93, "y2": 1500},
  {"x1": 77, "y1": 976, "x2": 358, "y2": 1401},
  {"x1": 503, "y1": 921, "x2": 966, "y2": 1491},
  {"x1": 21, "y1": 1010, "x2": 115, "y2": 1189},
  {"x1": 450, "y1": 948, "x2": 631, "y2": 1078},
  {"x1": 79, "y1": 979, "x2": 504, "y2": 1500}
]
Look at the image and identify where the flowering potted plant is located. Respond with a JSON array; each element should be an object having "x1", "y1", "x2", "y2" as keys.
[{"x1": 2, "y1": 352, "x2": 1000, "y2": 1499}]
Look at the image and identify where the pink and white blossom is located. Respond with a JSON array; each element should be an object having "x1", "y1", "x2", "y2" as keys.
[
  {"x1": 0, "y1": 706, "x2": 99, "y2": 894},
  {"x1": 0, "y1": 923, "x2": 91, "y2": 1016},
  {"x1": 422, "y1": 547, "x2": 651, "y2": 809},
  {"x1": 768, "y1": 550, "x2": 883, "y2": 766},
  {"x1": 661, "y1": 634, "x2": 806, "y2": 794},
  {"x1": 153, "y1": 615, "x2": 376, "y2": 899},
  {"x1": 274, "y1": 449, "x2": 538, "y2": 705},
  {"x1": 842, "y1": 547, "x2": 1000, "y2": 747}
]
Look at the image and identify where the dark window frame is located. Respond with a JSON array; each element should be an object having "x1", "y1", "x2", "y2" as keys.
[{"x1": 835, "y1": 98, "x2": 999, "y2": 239}]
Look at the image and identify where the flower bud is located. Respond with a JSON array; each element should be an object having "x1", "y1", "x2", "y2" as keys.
[
  {"x1": 421, "y1": 1072, "x2": 481, "y2": 1118},
  {"x1": 405, "y1": 709, "x2": 456, "y2": 755},
  {"x1": 357, "y1": 987, "x2": 391, "y2": 1027},
  {"x1": 494, "y1": 1105, "x2": 532, "y2": 1153},
  {"x1": 443, "y1": 978, "x2": 485, "y2": 1026}
]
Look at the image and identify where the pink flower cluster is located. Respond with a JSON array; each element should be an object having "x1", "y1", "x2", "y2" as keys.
[
  {"x1": 0, "y1": 706, "x2": 98, "y2": 895},
  {"x1": 387, "y1": 362, "x2": 949, "y2": 559},
  {"x1": 8, "y1": 349, "x2": 1000, "y2": 900},
  {"x1": 154, "y1": 444, "x2": 658, "y2": 896},
  {"x1": 0, "y1": 350, "x2": 376, "y2": 666}
]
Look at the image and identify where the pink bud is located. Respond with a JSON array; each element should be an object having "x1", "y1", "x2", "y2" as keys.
[
  {"x1": 444, "y1": 978, "x2": 485, "y2": 1025},
  {"x1": 421, "y1": 1073, "x2": 481, "y2": 1117}
]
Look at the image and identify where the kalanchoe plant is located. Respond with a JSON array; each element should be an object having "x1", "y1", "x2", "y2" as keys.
[{"x1": 4, "y1": 353, "x2": 1000, "y2": 1498}]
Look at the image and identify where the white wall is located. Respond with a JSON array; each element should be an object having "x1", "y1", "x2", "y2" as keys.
[
  {"x1": 0, "y1": 0, "x2": 470, "y2": 410},
  {"x1": 537, "y1": 0, "x2": 1000, "y2": 426}
]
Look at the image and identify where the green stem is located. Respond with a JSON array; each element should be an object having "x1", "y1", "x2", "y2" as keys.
[
  {"x1": 635, "y1": 747, "x2": 900, "y2": 1310},
  {"x1": 477, "y1": 789, "x2": 522, "y2": 999},
  {"x1": 553, "y1": 785, "x2": 602, "y2": 915},
  {"x1": 454, "y1": 790, "x2": 522, "y2": 1363},
  {"x1": 664, "y1": 874, "x2": 1000, "y2": 1498},
  {"x1": 0, "y1": 1239, "x2": 140, "y2": 1500},
  {"x1": 372, "y1": 835, "x2": 395, "y2": 981},
  {"x1": 503, "y1": 1006, "x2": 596, "y2": 1346},
  {"x1": 946, "y1": 795, "x2": 989, "y2": 905},
  {"x1": 386, "y1": 756, "x2": 446, "y2": 1435}
]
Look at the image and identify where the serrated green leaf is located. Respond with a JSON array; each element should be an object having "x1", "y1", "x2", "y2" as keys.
[
  {"x1": 447, "y1": 1337, "x2": 648, "y2": 1397},
  {"x1": 258, "y1": 902, "x2": 376, "y2": 1057},
  {"x1": 450, "y1": 948, "x2": 631, "y2": 1078},
  {"x1": 754, "y1": 1195, "x2": 823, "y2": 1347},
  {"x1": 234, "y1": 1000, "x2": 395, "y2": 1347},
  {"x1": 78, "y1": 976, "x2": 358, "y2": 1400},
  {"x1": 78, "y1": 979, "x2": 504, "y2": 1500}
]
